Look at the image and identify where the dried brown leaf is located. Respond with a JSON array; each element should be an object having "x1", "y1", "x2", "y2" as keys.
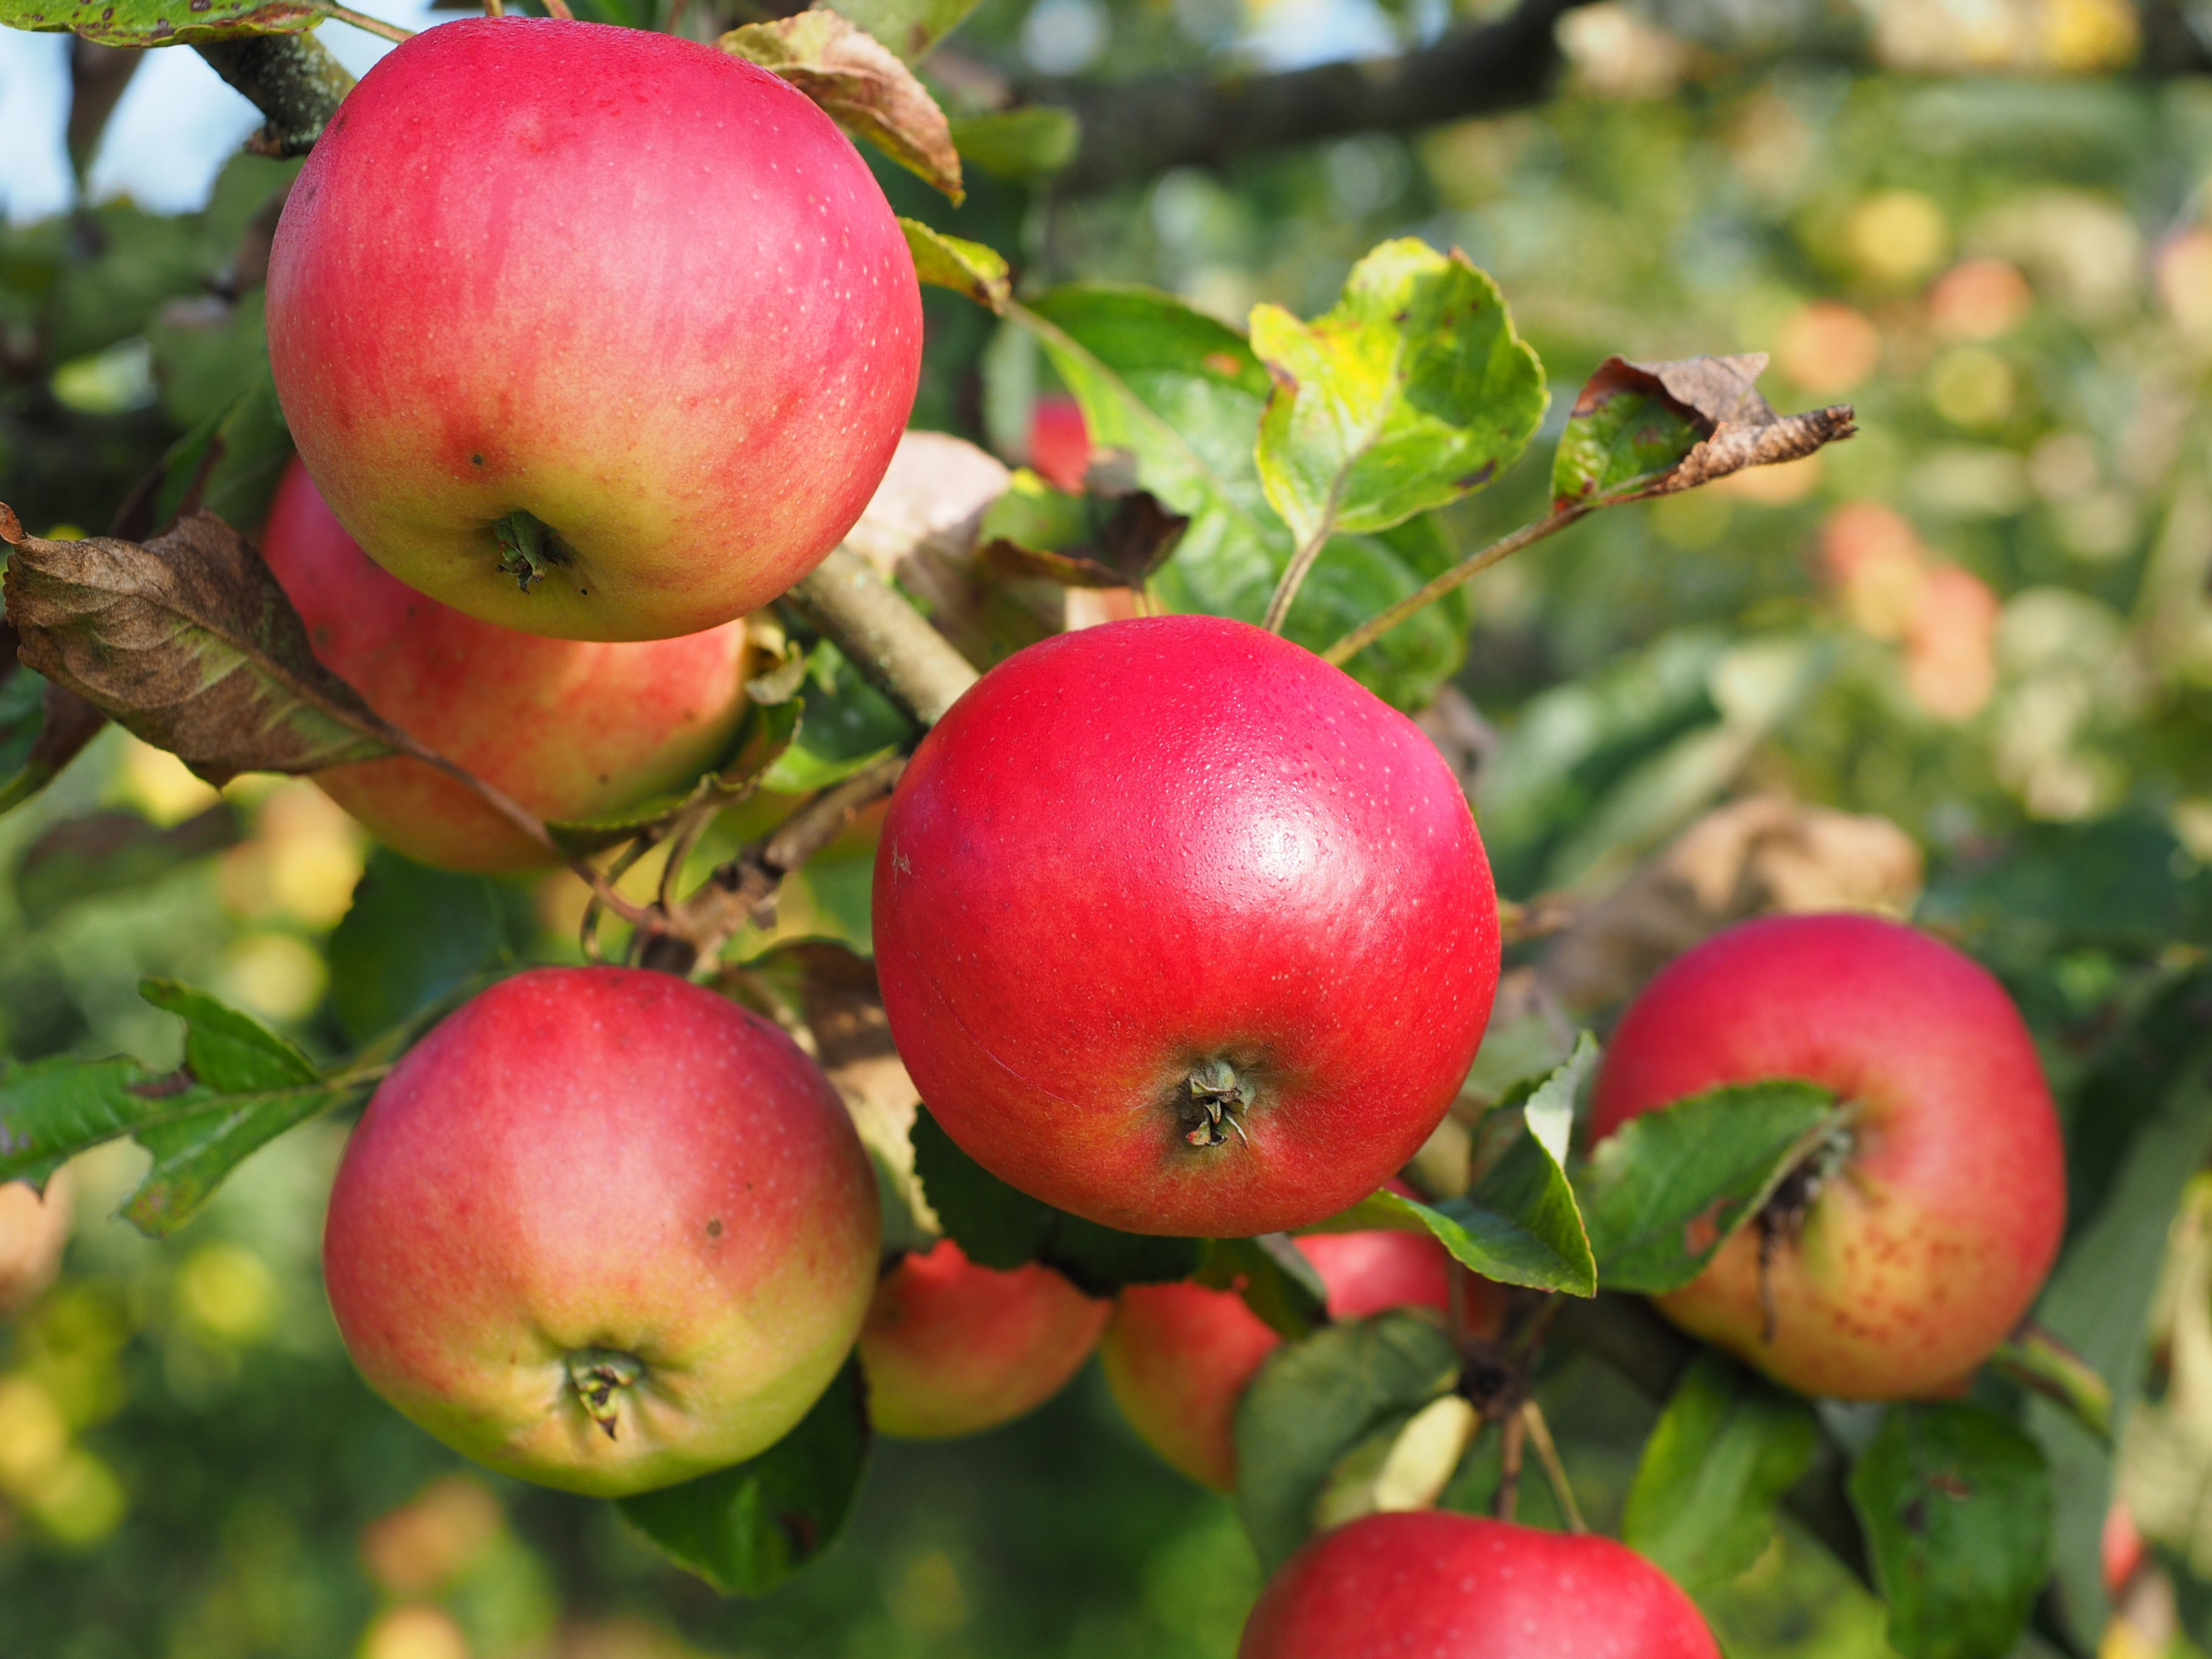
[
  {"x1": 0, "y1": 508, "x2": 403, "y2": 787},
  {"x1": 1655, "y1": 405, "x2": 1859, "y2": 494},
  {"x1": 978, "y1": 491, "x2": 1189, "y2": 591},
  {"x1": 722, "y1": 12, "x2": 964, "y2": 203}
]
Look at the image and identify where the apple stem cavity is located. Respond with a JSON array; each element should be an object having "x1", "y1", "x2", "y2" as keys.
[
  {"x1": 1752, "y1": 1116, "x2": 1860, "y2": 1345},
  {"x1": 1182, "y1": 1058, "x2": 1254, "y2": 1149},
  {"x1": 493, "y1": 509, "x2": 576, "y2": 593},
  {"x1": 565, "y1": 1347, "x2": 645, "y2": 1440}
]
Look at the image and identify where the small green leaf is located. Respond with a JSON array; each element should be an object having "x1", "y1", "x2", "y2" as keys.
[
  {"x1": 1623, "y1": 1350, "x2": 1821, "y2": 1591},
  {"x1": 910, "y1": 1107, "x2": 1201, "y2": 1294},
  {"x1": 901, "y1": 219, "x2": 1009, "y2": 314},
  {"x1": 1550, "y1": 358, "x2": 1709, "y2": 512},
  {"x1": 759, "y1": 641, "x2": 916, "y2": 795},
  {"x1": 618, "y1": 1357, "x2": 870, "y2": 1598},
  {"x1": 0, "y1": 0, "x2": 318, "y2": 47},
  {"x1": 829, "y1": 0, "x2": 984, "y2": 61},
  {"x1": 946, "y1": 107, "x2": 1079, "y2": 181},
  {"x1": 1311, "y1": 1039, "x2": 1598, "y2": 1296},
  {"x1": 0, "y1": 667, "x2": 107, "y2": 818},
  {"x1": 325, "y1": 849, "x2": 532, "y2": 1048},
  {"x1": 1233, "y1": 1311, "x2": 1462, "y2": 1573},
  {"x1": 1850, "y1": 1403, "x2": 2054, "y2": 1659},
  {"x1": 1197, "y1": 1235, "x2": 1329, "y2": 1340},
  {"x1": 123, "y1": 1078, "x2": 361, "y2": 1236},
  {"x1": 140, "y1": 977, "x2": 317, "y2": 1092},
  {"x1": 1578, "y1": 1078, "x2": 1842, "y2": 1295},
  {"x1": 1249, "y1": 239, "x2": 1544, "y2": 546},
  {"x1": 13, "y1": 803, "x2": 240, "y2": 928},
  {"x1": 0, "y1": 1053, "x2": 173, "y2": 1190}
]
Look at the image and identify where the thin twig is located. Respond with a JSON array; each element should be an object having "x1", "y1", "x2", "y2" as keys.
[
  {"x1": 1493, "y1": 1408, "x2": 1527, "y2": 1523},
  {"x1": 1324, "y1": 504, "x2": 1591, "y2": 667},
  {"x1": 1519, "y1": 1401, "x2": 1587, "y2": 1534},
  {"x1": 319, "y1": 2, "x2": 418, "y2": 42},
  {"x1": 1262, "y1": 491, "x2": 1343, "y2": 634},
  {"x1": 541, "y1": 0, "x2": 575, "y2": 16},
  {"x1": 484, "y1": 0, "x2": 504, "y2": 13}
]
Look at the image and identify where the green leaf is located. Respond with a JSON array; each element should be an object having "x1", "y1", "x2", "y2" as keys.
[
  {"x1": 759, "y1": 641, "x2": 916, "y2": 795},
  {"x1": 140, "y1": 977, "x2": 317, "y2": 1092},
  {"x1": 0, "y1": 0, "x2": 319, "y2": 48},
  {"x1": 829, "y1": 0, "x2": 983, "y2": 61},
  {"x1": 1233, "y1": 1311, "x2": 1462, "y2": 1573},
  {"x1": 1249, "y1": 239, "x2": 1544, "y2": 546},
  {"x1": 325, "y1": 849, "x2": 532, "y2": 1048},
  {"x1": 1623, "y1": 1350, "x2": 1821, "y2": 1591},
  {"x1": 1550, "y1": 356, "x2": 1726, "y2": 511},
  {"x1": 13, "y1": 803, "x2": 239, "y2": 927},
  {"x1": 946, "y1": 107, "x2": 1079, "y2": 181},
  {"x1": 1196, "y1": 1235, "x2": 1329, "y2": 1340},
  {"x1": 0, "y1": 1053, "x2": 173, "y2": 1190},
  {"x1": 1578, "y1": 1078, "x2": 1844, "y2": 1296},
  {"x1": 908, "y1": 1106, "x2": 1201, "y2": 1295},
  {"x1": 1312, "y1": 1037, "x2": 1598, "y2": 1296},
  {"x1": 900, "y1": 219, "x2": 1009, "y2": 315},
  {"x1": 1018, "y1": 285, "x2": 1474, "y2": 709},
  {"x1": 618, "y1": 1357, "x2": 870, "y2": 1598},
  {"x1": 1849, "y1": 1403, "x2": 2054, "y2": 1659},
  {"x1": 134, "y1": 376, "x2": 295, "y2": 542}
]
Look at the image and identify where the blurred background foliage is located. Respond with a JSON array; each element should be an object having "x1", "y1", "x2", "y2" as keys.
[{"x1": 5, "y1": 0, "x2": 2212, "y2": 1653}]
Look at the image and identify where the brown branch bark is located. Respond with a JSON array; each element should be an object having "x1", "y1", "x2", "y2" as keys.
[
  {"x1": 193, "y1": 33, "x2": 357, "y2": 158},
  {"x1": 786, "y1": 547, "x2": 981, "y2": 727},
  {"x1": 1045, "y1": 0, "x2": 1599, "y2": 195}
]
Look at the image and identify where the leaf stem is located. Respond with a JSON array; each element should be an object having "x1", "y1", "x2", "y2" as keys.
[
  {"x1": 1261, "y1": 505, "x2": 1338, "y2": 635},
  {"x1": 1493, "y1": 1406, "x2": 1525, "y2": 1522},
  {"x1": 1519, "y1": 1400, "x2": 1587, "y2": 1533},
  {"x1": 318, "y1": 2, "x2": 417, "y2": 42},
  {"x1": 1323, "y1": 503, "x2": 1592, "y2": 667}
]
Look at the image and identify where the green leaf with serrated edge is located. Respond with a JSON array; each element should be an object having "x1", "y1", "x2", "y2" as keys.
[
  {"x1": 1549, "y1": 358, "x2": 1709, "y2": 512},
  {"x1": 326, "y1": 849, "x2": 531, "y2": 1048},
  {"x1": 1313, "y1": 1039, "x2": 1597, "y2": 1295},
  {"x1": 901, "y1": 219, "x2": 1009, "y2": 315},
  {"x1": 124, "y1": 1077, "x2": 368, "y2": 1236},
  {"x1": 831, "y1": 0, "x2": 983, "y2": 61},
  {"x1": 547, "y1": 698, "x2": 800, "y2": 858},
  {"x1": 947, "y1": 107, "x2": 1079, "y2": 181},
  {"x1": 1233, "y1": 1311, "x2": 1461, "y2": 1573},
  {"x1": 759, "y1": 641, "x2": 915, "y2": 795},
  {"x1": 1197, "y1": 1235, "x2": 1328, "y2": 1340},
  {"x1": 1850, "y1": 1402, "x2": 2054, "y2": 1659},
  {"x1": 0, "y1": 1054, "x2": 173, "y2": 1190},
  {"x1": 1250, "y1": 240, "x2": 1544, "y2": 546},
  {"x1": 1018, "y1": 287, "x2": 1475, "y2": 709},
  {"x1": 619, "y1": 1357, "x2": 870, "y2": 1598},
  {"x1": 1623, "y1": 1350, "x2": 1821, "y2": 1591},
  {"x1": 1578, "y1": 1079, "x2": 1841, "y2": 1295},
  {"x1": 909, "y1": 1106, "x2": 1200, "y2": 1295},
  {"x1": 0, "y1": 0, "x2": 318, "y2": 47},
  {"x1": 139, "y1": 977, "x2": 316, "y2": 1092}
]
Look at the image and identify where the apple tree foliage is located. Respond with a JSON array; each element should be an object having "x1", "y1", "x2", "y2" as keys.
[{"x1": 0, "y1": 1, "x2": 2208, "y2": 1656}]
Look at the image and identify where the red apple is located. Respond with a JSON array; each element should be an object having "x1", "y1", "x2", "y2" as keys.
[
  {"x1": 873, "y1": 615, "x2": 1499, "y2": 1237},
  {"x1": 267, "y1": 17, "x2": 921, "y2": 643},
  {"x1": 260, "y1": 461, "x2": 747, "y2": 873},
  {"x1": 322, "y1": 967, "x2": 881, "y2": 1496},
  {"x1": 1027, "y1": 394, "x2": 1091, "y2": 493},
  {"x1": 1589, "y1": 912, "x2": 2065, "y2": 1401},
  {"x1": 857, "y1": 1238, "x2": 1109, "y2": 1439},
  {"x1": 1238, "y1": 1511, "x2": 1721, "y2": 1659},
  {"x1": 1100, "y1": 1225, "x2": 1497, "y2": 1491}
]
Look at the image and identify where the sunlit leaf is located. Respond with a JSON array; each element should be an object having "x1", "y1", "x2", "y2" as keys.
[{"x1": 901, "y1": 219, "x2": 1010, "y2": 314}]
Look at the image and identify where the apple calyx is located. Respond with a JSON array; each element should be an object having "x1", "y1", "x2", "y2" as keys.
[
  {"x1": 565, "y1": 1347, "x2": 645, "y2": 1439},
  {"x1": 1752, "y1": 1112, "x2": 1860, "y2": 1343},
  {"x1": 1182, "y1": 1058, "x2": 1253, "y2": 1149},
  {"x1": 493, "y1": 509, "x2": 577, "y2": 592}
]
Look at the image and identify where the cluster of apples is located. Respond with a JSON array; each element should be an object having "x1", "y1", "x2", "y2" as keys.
[{"x1": 260, "y1": 17, "x2": 2067, "y2": 1655}]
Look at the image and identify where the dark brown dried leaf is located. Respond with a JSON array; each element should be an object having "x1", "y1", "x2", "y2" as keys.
[
  {"x1": 978, "y1": 491, "x2": 1189, "y2": 590},
  {"x1": 0, "y1": 506, "x2": 402, "y2": 787},
  {"x1": 1655, "y1": 405, "x2": 1860, "y2": 494},
  {"x1": 722, "y1": 12, "x2": 964, "y2": 203}
]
